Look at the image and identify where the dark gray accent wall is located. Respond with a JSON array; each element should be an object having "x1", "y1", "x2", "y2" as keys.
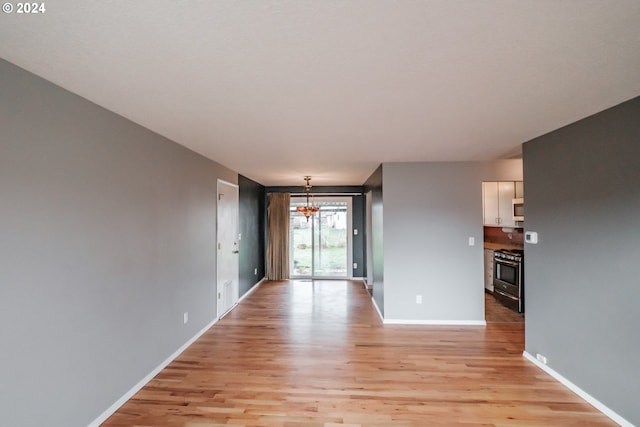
[
  {"x1": 0, "y1": 59, "x2": 237, "y2": 427},
  {"x1": 351, "y1": 194, "x2": 365, "y2": 278},
  {"x1": 364, "y1": 165, "x2": 384, "y2": 314},
  {"x1": 238, "y1": 175, "x2": 265, "y2": 295},
  {"x1": 523, "y1": 96, "x2": 640, "y2": 425}
]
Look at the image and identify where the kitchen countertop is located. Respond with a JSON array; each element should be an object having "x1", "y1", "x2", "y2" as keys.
[{"x1": 484, "y1": 242, "x2": 524, "y2": 251}]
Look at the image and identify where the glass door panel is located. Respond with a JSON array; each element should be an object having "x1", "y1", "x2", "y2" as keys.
[
  {"x1": 313, "y1": 204, "x2": 348, "y2": 277},
  {"x1": 290, "y1": 198, "x2": 351, "y2": 278},
  {"x1": 290, "y1": 208, "x2": 313, "y2": 277}
]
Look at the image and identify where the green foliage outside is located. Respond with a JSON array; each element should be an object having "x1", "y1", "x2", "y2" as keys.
[{"x1": 292, "y1": 227, "x2": 347, "y2": 276}]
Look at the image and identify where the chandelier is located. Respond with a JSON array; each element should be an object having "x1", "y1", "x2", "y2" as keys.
[{"x1": 296, "y1": 176, "x2": 319, "y2": 220}]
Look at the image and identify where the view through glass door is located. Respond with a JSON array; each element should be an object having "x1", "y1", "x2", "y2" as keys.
[{"x1": 290, "y1": 197, "x2": 352, "y2": 278}]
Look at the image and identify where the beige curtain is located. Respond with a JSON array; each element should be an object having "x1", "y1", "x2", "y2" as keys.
[{"x1": 266, "y1": 193, "x2": 290, "y2": 280}]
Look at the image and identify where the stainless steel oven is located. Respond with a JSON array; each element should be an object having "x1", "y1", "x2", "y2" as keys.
[{"x1": 493, "y1": 249, "x2": 524, "y2": 313}]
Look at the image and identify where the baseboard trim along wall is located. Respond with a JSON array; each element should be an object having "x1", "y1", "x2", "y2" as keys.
[
  {"x1": 88, "y1": 278, "x2": 267, "y2": 427},
  {"x1": 88, "y1": 316, "x2": 219, "y2": 427},
  {"x1": 522, "y1": 351, "x2": 633, "y2": 427},
  {"x1": 371, "y1": 297, "x2": 384, "y2": 322},
  {"x1": 368, "y1": 295, "x2": 486, "y2": 326},
  {"x1": 239, "y1": 277, "x2": 266, "y2": 303},
  {"x1": 220, "y1": 278, "x2": 266, "y2": 319},
  {"x1": 383, "y1": 319, "x2": 486, "y2": 326}
]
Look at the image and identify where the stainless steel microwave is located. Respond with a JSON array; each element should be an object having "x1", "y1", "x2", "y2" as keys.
[{"x1": 512, "y1": 198, "x2": 524, "y2": 222}]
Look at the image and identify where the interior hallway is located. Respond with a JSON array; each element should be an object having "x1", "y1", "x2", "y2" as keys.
[{"x1": 102, "y1": 280, "x2": 614, "y2": 426}]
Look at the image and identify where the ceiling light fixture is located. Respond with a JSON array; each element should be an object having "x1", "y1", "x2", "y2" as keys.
[{"x1": 296, "y1": 176, "x2": 319, "y2": 221}]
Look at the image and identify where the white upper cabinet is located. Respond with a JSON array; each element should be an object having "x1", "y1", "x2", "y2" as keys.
[
  {"x1": 482, "y1": 181, "x2": 523, "y2": 227},
  {"x1": 483, "y1": 182, "x2": 500, "y2": 226}
]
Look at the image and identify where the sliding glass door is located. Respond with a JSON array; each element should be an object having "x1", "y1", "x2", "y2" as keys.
[{"x1": 290, "y1": 197, "x2": 352, "y2": 279}]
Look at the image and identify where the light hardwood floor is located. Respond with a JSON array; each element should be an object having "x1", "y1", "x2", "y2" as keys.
[
  {"x1": 484, "y1": 291, "x2": 524, "y2": 323},
  {"x1": 102, "y1": 280, "x2": 615, "y2": 426}
]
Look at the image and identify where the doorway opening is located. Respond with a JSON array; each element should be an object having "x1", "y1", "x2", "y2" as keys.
[
  {"x1": 217, "y1": 180, "x2": 239, "y2": 318},
  {"x1": 289, "y1": 197, "x2": 352, "y2": 279}
]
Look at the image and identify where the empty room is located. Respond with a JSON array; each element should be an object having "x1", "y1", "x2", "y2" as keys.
[{"x1": 1, "y1": 1, "x2": 639, "y2": 426}]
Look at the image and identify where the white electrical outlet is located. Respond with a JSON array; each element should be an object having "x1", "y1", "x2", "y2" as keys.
[
  {"x1": 354, "y1": 229, "x2": 358, "y2": 235},
  {"x1": 183, "y1": 312, "x2": 188, "y2": 324},
  {"x1": 254, "y1": 267, "x2": 258, "y2": 275},
  {"x1": 416, "y1": 295, "x2": 422, "y2": 304},
  {"x1": 468, "y1": 237, "x2": 475, "y2": 246},
  {"x1": 536, "y1": 353, "x2": 547, "y2": 364},
  {"x1": 353, "y1": 262, "x2": 358, "y2": 269}
]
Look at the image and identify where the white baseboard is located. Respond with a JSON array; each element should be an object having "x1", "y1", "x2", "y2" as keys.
[
  {"x1": 362, "y1": 278, "x2": 372, "y2": 289},
  {"x1": 368, "y1": 294, "x2": 485, "y2": 326},
  {"x1": 88, "y1": 317, "x2": 219, "y2": 427},
  {"x1": 238, "y1": 277, "x2": 265, "y2": 303},
  {"x1": 89, "y1": 278, "x2": 268, "y2": 426},
  {"x1": 371, "y1": 296, "x2": 384, "y2": 321},
  {"x1": 383, "y1": 319, "x2": 486, "y2": 326},
  {"x1": 523, "y1": 351, "x2": 633, "y2": 427}
]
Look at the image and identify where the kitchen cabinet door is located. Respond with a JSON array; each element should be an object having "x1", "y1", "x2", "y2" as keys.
[
  {"x1": 483, "y1": 181, "x2": 517, "y2": 226},
  {"x1": 498, "y1": 181, "x2": 516, "y2": 227},
  {"x1": 482, "y1": 182, "x2": 499, "y2": 226}
]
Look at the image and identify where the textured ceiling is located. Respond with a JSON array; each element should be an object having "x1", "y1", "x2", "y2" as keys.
[{"x1": 1, "y1": 1, "x2": 639, "y2": 185}]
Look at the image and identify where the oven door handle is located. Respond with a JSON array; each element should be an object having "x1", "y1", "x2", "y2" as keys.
[{"x1": 495, "y1": 258, "x2": 520, "y2": 267}]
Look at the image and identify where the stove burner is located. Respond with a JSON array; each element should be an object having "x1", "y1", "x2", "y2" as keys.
[{"x1": 495, "y1": 248, "x2": 524, "y2": 262}]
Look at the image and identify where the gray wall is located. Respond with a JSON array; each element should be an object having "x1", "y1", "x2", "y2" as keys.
[
  {"x1": 0, "y1": 59, "x2": 237, "y2": 427},
  {"x1": 523, "y1": 96, "x2": 640, "y2": 424},
  {"x1": 364, "y1": 165, "x2": 384, "y2": 314},
  {"x1": 238, "y1": 175, "x2": 265, "y2": 295},
  {"x1": 381, "y1": 160, "x2": 522, "y2": 321}
]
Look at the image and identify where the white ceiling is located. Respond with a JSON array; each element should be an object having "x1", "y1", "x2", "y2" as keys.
[{"x1": 2, "y1": 1, "x2": 639, "y2": 186}]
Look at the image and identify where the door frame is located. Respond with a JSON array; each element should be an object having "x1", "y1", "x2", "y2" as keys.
[
  {"x1": 216, "y1": 179, "x2": 239, "y2": 319},
  {"x1": 289, "y1": 196, "x2": 353, "y2": 280},
  {"x1": 365, "y1": 190, "x2": 374, "y2": 289}
]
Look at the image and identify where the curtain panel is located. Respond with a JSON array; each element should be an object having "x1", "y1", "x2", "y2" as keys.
[{"x1": 266, "y1": 193, "x2": 290, "y2": 280}]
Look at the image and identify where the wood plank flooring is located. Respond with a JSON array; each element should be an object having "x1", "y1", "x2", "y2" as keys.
[
  {"x1": 484, "y1": 292, "x2": 524, "y2": 323},
  {"x1": 102, "y1": 280, "x2": 615, "y2": 426}
]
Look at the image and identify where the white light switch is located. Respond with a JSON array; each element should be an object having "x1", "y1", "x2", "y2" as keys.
[
  {"x1": 354, "y1": 229, "x2": 358, "y2": 235},
  {"x1": 468, "y1": 237, "x2": 475, "y2": 246},
  {"x1": 525, "y1": 231, "x2": 539, "y2": 244}
]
